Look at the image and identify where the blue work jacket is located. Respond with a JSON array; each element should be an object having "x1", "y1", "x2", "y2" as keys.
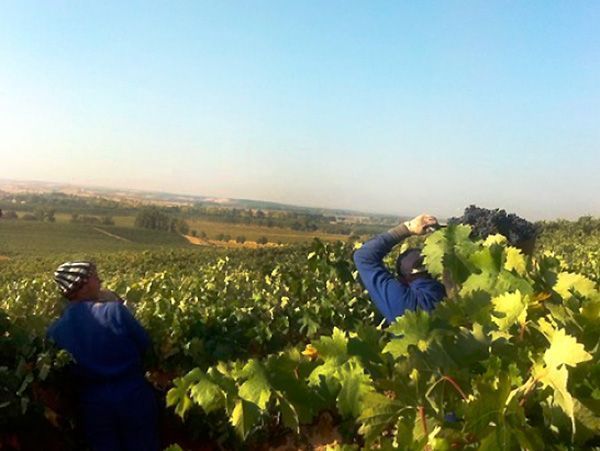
[
  {"x1": 353, "y1": 232, "x2": 446, "y2": 324},
  {"x1": 48, "y1": 300, "x2": 150, "y2": 402}
]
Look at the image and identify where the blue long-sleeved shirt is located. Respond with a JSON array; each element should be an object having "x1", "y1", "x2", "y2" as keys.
[
  {"x1": 48, "y1": 300, "x2": 150, "y2": 402},
  {"x1": 353, "y1": 231, "x2": 446, "y2": 324}
]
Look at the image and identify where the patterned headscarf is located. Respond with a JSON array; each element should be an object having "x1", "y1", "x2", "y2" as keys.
[{"x1": 54, "y1": 261, "x2": 96, "y2": 296}]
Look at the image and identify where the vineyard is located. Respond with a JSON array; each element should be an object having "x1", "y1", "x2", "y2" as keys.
[{"x1": 1, "y1": 218, "x2": 599, "y2": 450}]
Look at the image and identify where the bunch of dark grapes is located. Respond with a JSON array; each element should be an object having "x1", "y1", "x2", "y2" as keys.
[{"x1": 448, "y1": 205, "x2": 538, "y2": 246}]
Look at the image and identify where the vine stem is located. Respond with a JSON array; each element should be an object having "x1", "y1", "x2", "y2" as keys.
[
  {"x1": 418, "y1": 405, "x2": 431, "y2": 451},
  {"x1": 441, "y1": 375, "x2": 468, "y2": 401},
  {"x1": 518, "y1": 372, "x2": 542, "y2": 407},
  {"x1": 518, "y1": 321, "x2": 527, "y2": 341}
]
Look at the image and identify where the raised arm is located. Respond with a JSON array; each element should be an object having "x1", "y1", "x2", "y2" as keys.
[{"x1": 353, "y1": 214, "x2": 439, "y2": 323}]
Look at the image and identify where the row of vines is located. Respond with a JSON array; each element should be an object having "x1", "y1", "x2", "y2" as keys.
[{"x1": 1, "y1": 221, "x2": 599, "y2": 450}]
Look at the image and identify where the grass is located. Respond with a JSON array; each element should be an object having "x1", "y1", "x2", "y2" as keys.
[
  {"x1": 51, "y1": 212, "x2": 135, "y2": 227},
  {"x1": 18, "y1": 212, "x2": 349, "y2": 244},
  {"x1": 0, "y1": 216, "x2": 348, "y2": 261},
  {"x1": 0, "y1": 220, "x2": 190, "y2": 257},
  {"x1": 186, "y1": 218, "x2": 347, "y2": 244}
]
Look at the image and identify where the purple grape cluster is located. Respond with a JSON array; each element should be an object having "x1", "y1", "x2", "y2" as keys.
[{"x1": 448, "y1": 205, "x2": 538, "y2": 246}]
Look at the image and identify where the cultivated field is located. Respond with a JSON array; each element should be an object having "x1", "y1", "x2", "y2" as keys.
[{"x1": 0, "y1": 218, "x2": 598, "y2": 450}]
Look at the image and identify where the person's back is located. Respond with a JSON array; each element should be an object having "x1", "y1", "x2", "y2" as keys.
[
  {"x1": 48, "y1": 300, "x2": 150, "y2": 402},
  {"x1": 49, "y1": 261, "x2": 159, "y2": 451}
]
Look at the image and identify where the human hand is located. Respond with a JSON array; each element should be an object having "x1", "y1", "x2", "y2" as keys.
[{"x1": 404, "y1": 214, "x2": 438, "y2": 235}]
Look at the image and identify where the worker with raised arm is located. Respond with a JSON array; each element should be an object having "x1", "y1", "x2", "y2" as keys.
[{"x1": 353, "y1": 214, "x2": 446, "y2": 324}]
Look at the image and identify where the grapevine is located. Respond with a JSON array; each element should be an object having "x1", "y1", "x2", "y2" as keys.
[{"x1": 0, "y1": 220, "x2": 598, "y2": 449}]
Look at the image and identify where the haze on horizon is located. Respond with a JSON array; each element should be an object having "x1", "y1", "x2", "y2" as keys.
[{"x1": 1, "y1": 2, "x2": 598, "y2": 221}]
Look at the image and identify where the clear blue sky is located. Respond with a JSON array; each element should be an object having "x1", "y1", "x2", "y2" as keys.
[{"x1": 1, "y1": 1, "x2": 598, "y2": 219}]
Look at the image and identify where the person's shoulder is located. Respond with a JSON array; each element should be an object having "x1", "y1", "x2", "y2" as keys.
[
  {"x1": 409, "y1": 277, "x2": 444, "y2": 290},
  {"x1": 410, "y1": 277, "x2": 446, "y2": 296},
  {"x1": 91, "y1": 300, "x2": 124, "y2": 313},
  {"x1": 47, "y1": 311, "x2": 70, "y2": 341},
  {"x1": 47, "y1": 318, "x2": 60, "y2": 339},
  {"x1": 95, "y1": 300, "x2": 132, "y2": 320}
]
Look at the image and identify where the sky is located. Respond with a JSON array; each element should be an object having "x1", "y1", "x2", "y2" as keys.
[{"x1": 1, "y1": 1, "x2": 598, "y2": 220}]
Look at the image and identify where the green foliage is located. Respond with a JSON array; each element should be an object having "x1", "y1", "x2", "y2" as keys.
[
  {"x1": 165, "y1": 226, "x2": 599, "y2": 448},
  {"x1": 0, "y1": 220, "x2": 190, "y2": 257},
  {"x1": 134, "y1": 206, "x2": 189, "y2": 234},
  {"x1": 1, "y1": 219, "x2": 598, "y2": 448}
]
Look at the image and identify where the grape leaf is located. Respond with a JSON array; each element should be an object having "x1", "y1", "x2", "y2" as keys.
[
  {"x1": 358, "y1": 392, "x2": 411, "y2": 444},
  {"x1": 534, "y1": 364, "x2": 577, "y2": 434},
  {"x1": 238, "y1": 360, "x2": 272, "y2": 409},
  {"x1": 312, "y1": 327, "x2": 348, "y2": 364},
  {"x1": 574, "y1": 398, "x2": 600, "y2": 442},
  {"x1": 483, "y1": 234, "x2": 507, "y2": 246},
  {"x1": 422, "y1": 225, "x2": 474, "y2": 280},
  {"x1": 469, "y1": 246, "x2": 502, "y2": 274},
  {"x1": 543, "y1": 328, "x2": 592, "y2": 369},
  {"x1": 581, "y1": 297, "x2": 600, "y2": 321},
  {"x1": 464, "y1": 372, "x2": 512, "y2": 436},
  {"x1": 504, "y1": 246, "x2": 527, "y2": 276},
  {"x1": 422, "y1": 230, "x2": 448, "y2": 277},
  {"x1": 166, "y1": 376, "x2": 195, "y2": 419},
  {"x1": 230, "y1": 399, "x2": 261, "y2": 439},
  {"x1": 554, "y1": 272, "x2": 597, "y2": 299},
  {"x1": 276, "y1": 393, "x2": 300, "y2": 433},
  {"x1": 460, "y1": 272, "x2": 496, "y2": 297},
  {"x1": 383, "y1": 310, "x2": 432, "y2": 358},
  {"x1": 491, "y1": 290, "x2": 528, "y2": 331},
  {"x1": 336, "y1": 361, "x2": 374, "y2": 418},
  {"x1": 190, "y1": 378, "x2": 225, "y2": 413}
]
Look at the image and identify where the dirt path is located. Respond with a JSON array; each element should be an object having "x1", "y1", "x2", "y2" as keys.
[
  {"x1": 93, "y1": 227, "x2": 132, "y2": 242},
  {"x1": 0, "y1": 255, "x2": 10, "y2": 261},
  {"x1": 182, "y1": 235, "x2": 282, "y2": 249}
]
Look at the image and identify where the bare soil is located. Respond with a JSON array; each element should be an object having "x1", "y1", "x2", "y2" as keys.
[
  {"x1": 183, "y1": 235, "x2": 283, "y2": 249},
  {"x1": 93, "y1": 227, "x2": 132, "y2": 242}
]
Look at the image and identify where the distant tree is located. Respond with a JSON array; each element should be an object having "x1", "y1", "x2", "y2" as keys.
[
  {"x1": 215, "y1": 233, "x2": 225, "y2": 241},
  {"x1": 135, "y1": 207, "x2": 171, "y2": 231},
  {"x1": 169, "y1": 218, "x2": 189, "y2": 234},
  {"x1": 577, "y1": 216, "x2": 598, "y2": 235},
  {"x1": 256, "y1": 236, "x2": 268, "y2": 245},
  {"x1": 135, "y1": 207, "x2": 188, "y2": 234},
  {"x1": 199, "y1": 231, "x2": 207, "y2": 238},
  {"x1": 347, "y1": 233, "x2": 361, "y2": 242},
  {"x1": 2, "y1": 210, "x2": 18, "y2": 219},
  {"x1": 191, "y1": 230, "x2": 197, "y2": 237},
  {"x1": 34, "y1": 208, "x2": 46, "y2": 221},
  {"x1": 177, "y1": 219, "x2": 189, "y2": 235},
  {"x1": 222, "y1": 234, "x2": 231, "y2": 242},
  {"x1": 101, "y1": 216, "x2": 115, "y2": 226},
  {"x1": 235, "y1": 235, "x2": 246, "y2": 243},
  {"x1": 31, "y1": 207, "x2": 55, "y2": 222},
  {"x1": 80, "y1": 216, "x2": 100, "y2": 224}
]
